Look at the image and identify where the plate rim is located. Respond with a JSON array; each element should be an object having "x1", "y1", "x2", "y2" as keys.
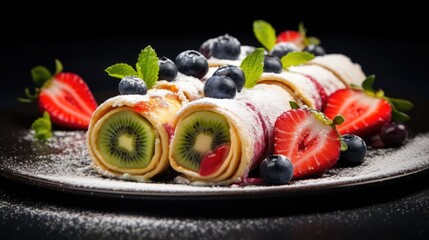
[{"x1": 1, "y1": 162, "x2": 428, "y2": 200}]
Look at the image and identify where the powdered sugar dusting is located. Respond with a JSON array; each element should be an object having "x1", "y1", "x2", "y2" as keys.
[{"x1": 0, "y1": 131, "x2": 428, "y2": 196}]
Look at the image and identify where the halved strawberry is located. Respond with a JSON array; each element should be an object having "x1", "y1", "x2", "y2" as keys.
[
  {"x1": 324, "y1": 75, "x2": 413, "y2": 139},
  {"x1": 324, "y1": 89, "x2": 391, "y2": 138},
  {"x1": 276, "y1": 30, "x2": 303, "y2": 46},
  {"x1": 274, "y1": 103, "x2": 342, "y2": 179},
  {"x1": 20, "y1": 60, "x2": 98, "y2": 129}
]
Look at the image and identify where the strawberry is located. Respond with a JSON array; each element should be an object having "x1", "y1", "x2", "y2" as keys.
[
  {"x1": 324, "y1": 75, "x2": 413, "y2": 139},
  {"x1": 19, "y1": 60, "x2": 97, "y2": 129},
  {"x1": 274, "y1": 102, "x2": 344, "y2": 179},
  {"x1": 276, "y1": 30, "x2": 303, "y2": 46},
  {"x1": 199, "y1": 144, "x2": 230, "y2": 176}
]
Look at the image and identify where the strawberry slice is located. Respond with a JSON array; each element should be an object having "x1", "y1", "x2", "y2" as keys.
[
  {"x1": 274, "y1": 104, "x2": 341, "y2": 179},
  {"x1": 276, "y1": 30, "x2": 303, "y2": 46},
  {"x1": 20, "y1": 60, "x2": 98, "y2": 129},
  {"x1": 324, "y1": 89, "x2": 391, "y2": 138},
  {"x1": 199, "y1": 144, "x2": 230, "y2": 176}
]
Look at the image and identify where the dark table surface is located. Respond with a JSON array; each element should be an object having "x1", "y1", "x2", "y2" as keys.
[{"x1": 1, "y1": 33, "x2": 429, "y2": 239}]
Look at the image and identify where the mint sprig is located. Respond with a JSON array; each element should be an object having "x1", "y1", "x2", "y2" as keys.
[
  {"x1": 137, "y1": 46, "x2": 159, "y2": 89},
  {"x1": 105, "y1": 63, "x2": 138, "y2": 79},
  {"x1": 240, "y1": 48, "x2": 264, "y2": 89},
  {"x1": 105, "y1": 45, "x2": 159, "y2": 89},
  {"x1": 281, "y1": 52, "x2": 315, "y2": 69},
  {"x1": 31, "y1": 111, "x2": 52, "y2": 140},
  {"x1": 253, "y1": 20, "x2": 277, "y2": 51},
  {"x1": 361, "y1": 75, "x2": 413, "y2": 122}
]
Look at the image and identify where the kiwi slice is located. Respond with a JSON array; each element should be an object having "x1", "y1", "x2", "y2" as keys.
[
  {"x1": 172, "y1": 111, "x2": 230, "y2": 172},
  {"x1": 96, "y1": 110, "x2": 156, "y2": 169}
]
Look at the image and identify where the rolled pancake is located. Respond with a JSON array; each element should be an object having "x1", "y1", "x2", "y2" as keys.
[
  {"x1": 307, "y1": 54, "x2": 366, "y2": 86},
  {"x1": 169, "y1": 84, "x2": 294, "y2": 184},
  {"x1": 87, "y1": 77, "x2": 204, "y2": 182},
  {"x1": 289, "y1": 65, "x2": 346, "y2": 96},
  {"x1": 258, "y1": 71, "x2": 323, "y2": 110}
]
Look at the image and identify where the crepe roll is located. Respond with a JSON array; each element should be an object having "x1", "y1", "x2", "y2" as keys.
[
  {"x1": 87, "y1": 77, "x2": 204, "y2": 181},
  {"x1": 169, "y1": 84, "x2": 294, "y2": 184}
]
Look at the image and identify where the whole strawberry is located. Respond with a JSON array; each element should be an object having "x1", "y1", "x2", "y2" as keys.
[{"x1": 19, "y1": 60, "x2": 98, "y2": 129}]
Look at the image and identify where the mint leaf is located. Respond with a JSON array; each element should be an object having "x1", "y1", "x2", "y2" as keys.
[
  {"x1": 241, "y1": 48, "x2": 264, "y2": 89},
  {"x1": 362, "y1": 75, "x2": 376, "y2": 92},
  {"x1": 281, "y1": 52, "x2": 315, "y2": 69},
  {"x1": 136, "y1": 46, "x2": 159, "y2": 89},
  {"x1": 289, "y1": 101, "x2": 300, "y2": 109},
  {"x1": 31, "y1": 111, "x2": 52, "y2": 140},
  {"x1": 31, "y1": 66, "x2": 52, "y2": 87},
  {"x1": 55, "y1": 59, "x2": 63, "y2": 74},
  {"x1": 253, "y1": 20, "x2": 277, "y2": 51},
  {"x1": 105, "y1": 63, "x2": 138, "y2": 79}
]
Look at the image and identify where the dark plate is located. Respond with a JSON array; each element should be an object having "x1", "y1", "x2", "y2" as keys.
[{"x1": 0, "y1": 113, "x2": 428, "y2": 200}]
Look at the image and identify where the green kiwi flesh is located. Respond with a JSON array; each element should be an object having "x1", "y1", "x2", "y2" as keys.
[
  {"x1": 96, "y1": 110, "x2": 155, "y2": 169},
  {"x1": 172, "y1": 111, "x2": 230, "y2": 172}
]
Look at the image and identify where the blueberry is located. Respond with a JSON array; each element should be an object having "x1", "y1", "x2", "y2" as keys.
[
  {"x1": 199, "y1": 38, "x2": 216, "y2": 59},
  {"x1": 303, "y1": 44, "x2": 326, "y2": 56},
  {"x1": 259, "y1": 154, "x2": 294, "y2": 185},
  {"x1": 212, "y1": 34, "x2": 241, "y2": 60},
  {"x1": 204, "y1": 75, "x2": 237, "y2": 99},
  {"x1": 379, "y1": 122, "x2": 408, "y2": 148},
  {"x1": 270, "y1": 42, "x2": 299, "y2": 59},
  {"x1": 118, "y1": 76, "x2": 148, "y2": 95},
  {"x1": 213, "y1": 65, "x2": 245, "y2": 92},
  {"x1": 175, "y1": 50, "x2": 208, "y2": 79},
  {"x1": 158, "y1": 57, "x2": 177, "y2": 82},
  {"x1": 339, "y1": 134, "x2": 367, "y2": 165},
  {"x1": 263, "y1": 55, "x2": 282, "y2": 73}
]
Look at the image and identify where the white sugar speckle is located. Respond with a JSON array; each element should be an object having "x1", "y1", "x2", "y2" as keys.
[{"x1": 1, "y1": 131, "x2": 428, "y2": 196}]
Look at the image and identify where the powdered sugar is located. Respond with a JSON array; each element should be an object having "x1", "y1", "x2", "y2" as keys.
[{"x1": 0, "y1": 130, "x2": 428, "y2": 196}]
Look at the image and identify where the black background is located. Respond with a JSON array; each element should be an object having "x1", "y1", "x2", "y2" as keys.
[{"x1": 2, "y1": 9, "x2": 428, "y2": 108}]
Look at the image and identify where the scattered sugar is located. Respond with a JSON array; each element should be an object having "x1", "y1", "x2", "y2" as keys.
[{"x1": 0, "y1": 131, "x2": 428, "y2": 195}]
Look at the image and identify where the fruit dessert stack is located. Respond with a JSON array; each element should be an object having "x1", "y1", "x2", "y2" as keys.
[{"x1": 86, "y1": 21, "x2": 412, "y2": 184}]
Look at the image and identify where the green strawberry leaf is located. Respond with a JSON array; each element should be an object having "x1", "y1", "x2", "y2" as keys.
[
  {"x1": 333, "y1": 115, "x2": 345, "y2": 125},
  {"x1": 360, "y1": 75, "x2": 413, "y2": 122},
  {"x1": 105, "y1": 63, "x2": 138, "y2": 79},
  {"x1": 31, "y1": 111, "x2": 52, "y2": 140},
  {"x1": 136, "y1": 46, "x2": 159, "y2": 89},
  {"x1": 281, "y1": 52, "x2": 315, "y2": 69},
  {"x1": 240, "y1": 48, "x2": 264, "y2": 89},
  {"x1": 289, "y1": 101, "x2": 300, "y2": 109},
  {"x1": 392, "y1": 107, "x2": 410, "y2": 122},
  {"x1": 55, "y1": 59, "x2": 63, "y2": 74},
  {"x1": 388, "y1": 97, "x2": 414, "y2": 112},
  {"x1": 362, "y1": 75, "x2": 376, "y2": 93},
  {"x1": 340, "y1": 140, "x2": 348, "y2": 151},
  {"x1": 299, "y1": 22, "x2": 321, "y2": 46},
  {"x1": 307, "y1": 37, "x2": 321, "y2": 46},
  {"x1": 253, "y1": 20, "x2": 277, "y2": 51},
  {"x1": 31, "y1": 66, "x2": 52, "y2": 87}
]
